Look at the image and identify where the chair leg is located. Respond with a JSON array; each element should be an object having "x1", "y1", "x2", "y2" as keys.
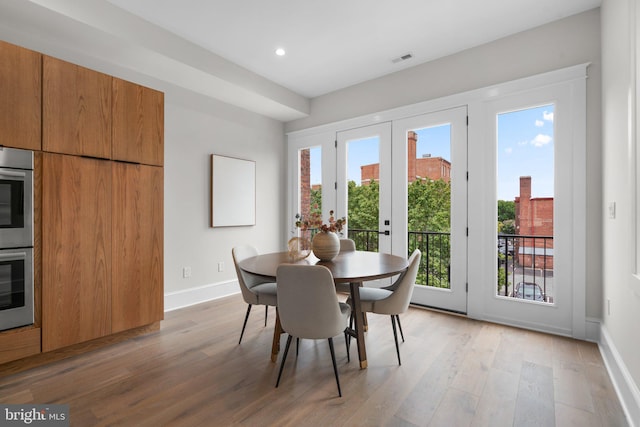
[
  {"x1": 264, "y1": 306, "x2": 268, "y2": 327},
  {"x1": 344, "y1": 331, "x2": 350, "y2": 362},
  {"x1": 396, "y1": 315, "x2": 405, "y2": 342},
  {"x1": 348, "y1": 313, "x2": 354, "y2": 349},
  {"x1": 390, "y1": 315, "x2": 401, "y2": 365},
  {"x1": 328, "y1": 337, "x2": 342, "y2": 397},
  {"x1": 275, "y1": 335, "x2": 294, "y2": 388},
  {"x1": 296, "y1": 337, "x2": 300, "y2": 356},
  {"x1": 238, "y1": 304, "x2": 252, "y2": 345}
]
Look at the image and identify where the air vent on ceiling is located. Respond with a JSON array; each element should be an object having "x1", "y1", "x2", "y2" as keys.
[{"x1": 392, "y1": 53, "x2": 413, "y2": 64}]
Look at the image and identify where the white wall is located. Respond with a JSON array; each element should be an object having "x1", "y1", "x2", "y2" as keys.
[
  {"x1": 163, "y1": 93, "x2": 286, "y2": 309},
  {"x1": 286, "y1": 9, "x2": 603, "y2": 320},
  {"x1": 601, "y1": 0, "x2": 640, "y2": 424}
]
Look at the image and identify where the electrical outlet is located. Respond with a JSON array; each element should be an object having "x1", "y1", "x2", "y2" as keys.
[
  {"x1": 218, "y1": 262, "x2": 224, "y2": 272},
  {"x1": 182, "y1": 266, "x2": 192, "y2": 278}
]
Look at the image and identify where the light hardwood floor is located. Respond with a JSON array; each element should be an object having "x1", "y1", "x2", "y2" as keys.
[{"x1": 0, "y1": 294, "x2": 628, "y2": 426}]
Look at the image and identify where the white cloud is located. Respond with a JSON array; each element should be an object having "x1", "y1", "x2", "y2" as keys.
[
  {"x1": 535, "y1": 119, "x2": 544, "y2": 127},
  {"x1": 505, "y1": 147, "x2": 512, "y2": 154},
  {"x1": 531, "y1": 134, "x2": 552, "y2": 147},
  {"x1": 543, "y1": 111, "x2": 554, "y2": 122},
  {"x1": 518, "y1": 140, "x2": 528, "y2": 146}
]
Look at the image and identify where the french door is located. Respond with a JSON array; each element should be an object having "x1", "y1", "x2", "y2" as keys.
[
  {"x1": 335, "y1": 107, "x2": 468, "y2": 313},
  {"x1": 391, "y1": 107, "x2": 468, "y2": 313},
  {"x1": 336, "y1": 123, "x2": 392, "y2": 255}
]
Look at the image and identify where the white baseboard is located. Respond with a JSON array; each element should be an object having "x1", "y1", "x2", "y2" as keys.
[
  {"x1": 599, "y1": 325, "x2": 640, "y2": 427},
  {"x1": 164, "y1": 280, "x2": 240, "y2": 312},
  {"x1": 585, "y1": 316, "x2": 601, "y2": 342}
]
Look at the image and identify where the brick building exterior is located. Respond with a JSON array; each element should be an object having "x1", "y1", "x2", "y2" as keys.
[
  {"x1": 515, "y1": 176, "x2": 554, "y2": 269},
  {"x1": 299, "y1": 148, "x2": 311, "y2": 223},
  {"x1": 361, "y1": 131, "x2": 451, "y2": 184}
]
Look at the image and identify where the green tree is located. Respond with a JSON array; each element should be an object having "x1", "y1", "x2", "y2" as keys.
[
  {"x1": 347, "y1": 180, "x2": 379, "y2": 230},
  {"x1": 497, "y1": 200, "x2": 515, "y2": 222},
  {"x1": 310, "y1": 187, "x2": 322, "y2": 214},
  {"x1": 407, "y1": 179, "x2": 451, "y2": 232}
]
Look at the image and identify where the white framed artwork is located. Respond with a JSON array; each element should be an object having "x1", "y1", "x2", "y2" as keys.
[{"x1": 210, "y1": 154, "x2": 256, "y2": 227}]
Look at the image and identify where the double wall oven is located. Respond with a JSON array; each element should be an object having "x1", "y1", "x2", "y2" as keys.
[{"x1": 0, "y1": 147, "x2": 34, "y2": 331}]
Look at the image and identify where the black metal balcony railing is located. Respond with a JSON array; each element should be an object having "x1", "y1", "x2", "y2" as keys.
[
  {"x1": 347, "y1": 229, "x2": 451, "y2": 288},
  {"x1": 345, "y1": 229, "x2": 554, "y2": 298},
  {"x1": 497, "y1": 234, "x2": 554, "y2": 302}
]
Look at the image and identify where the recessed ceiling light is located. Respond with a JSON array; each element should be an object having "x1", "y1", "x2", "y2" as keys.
[{"x1": 275, "y1": 48, "x2": 286, "y2": 56}]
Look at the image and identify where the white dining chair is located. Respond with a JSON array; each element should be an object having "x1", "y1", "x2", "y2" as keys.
[
  {"x1": 232, "y1": 246, "x2": 278, "y2": 344},
  {"x1": 275, "y1": 264, "x2": 351, "y2": 397},
  {"x1": 335, "y1": 238, "x2": 356, "y2": 294},
  {"x1": 348, "y1": 249, "x2": 421, "y2": 365}
]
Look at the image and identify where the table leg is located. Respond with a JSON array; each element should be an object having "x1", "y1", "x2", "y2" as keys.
[
  {"x1": 349, "y1": 281, "x2": 368, "y2": 369},
  {"x1": 271, "y1": 308, "x2": 282, "y2": 363}
]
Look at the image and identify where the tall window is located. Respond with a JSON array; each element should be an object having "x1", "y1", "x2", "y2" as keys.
[{"x1": 496, "y1": 104, "x2": 555, "y2": 304}]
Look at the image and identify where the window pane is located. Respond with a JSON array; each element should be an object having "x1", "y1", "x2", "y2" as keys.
[
  {"x1": 347, "y1": 137, "x2": 380, "y2": 251},
  {"x1": 497, "y1": 104, "x2": 555, "y2": 304},
  {"x1": 298, "y1": 146, "x2": 321, "y2": 240},
  {"x1": 407, "y1": 125, "x2": 452, "y2": 288}
]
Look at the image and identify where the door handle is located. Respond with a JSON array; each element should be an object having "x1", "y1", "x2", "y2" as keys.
[{"x1": 378, "y1": 230, "x2": 390, "y2": 236}]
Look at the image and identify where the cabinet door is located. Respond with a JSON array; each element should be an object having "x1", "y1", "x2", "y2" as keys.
[
  {"x1": 112, "y1": 162, "x2": 163, "y2": 333},
  {"x1": 0, "y1": 41, "x2": 41, "y2": 150},
  {"x1": 112, "y1": 78, "x2": 164, "y2": 166},
  {"x1": 42, "y1": 154, "x2": 112, "y2": 351},
  {"x1": 43, "y1": 56, "x2": 112, "y2": 158}
]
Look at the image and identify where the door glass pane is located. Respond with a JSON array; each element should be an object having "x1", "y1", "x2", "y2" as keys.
[
  {"x1": 298, "y1": 146, "x2": 321, "y2": 242},
  {"x1": 406, "y1": 126, "x2": 452, "y2": 288},
  {"x1": 347, "y1": 137, "x2": 380, "y2": 251},
  {"x1": 497, "y1": 104, "x2": 554, "y2": 304}
]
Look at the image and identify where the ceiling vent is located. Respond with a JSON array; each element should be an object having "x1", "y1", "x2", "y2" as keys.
[{"x1": 392, "y1": 53, "x2": 413, "y2": 64}]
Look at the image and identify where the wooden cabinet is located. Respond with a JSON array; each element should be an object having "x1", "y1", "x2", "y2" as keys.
[
  {"x1": 41, "y1": 155, "x2": 163, "y2": 350},
  {"x1": 112, "y1": 78, "x2": 164, "y2": 166},
  {"x1": 112, "y1": 162, "x2": 164, "y2": 332},
  {"x1": 43, "y1": 56, "x2": 112, "y2": 158},
  {"x1": 0, "y1": 41, "x2": 41, "y2": 150},
  {"x1": 42, "y1": 153, "x2": 112, "y2": 352},
  {"x1": 0, "y1": 44, "x2": 164, "y2": 360}
]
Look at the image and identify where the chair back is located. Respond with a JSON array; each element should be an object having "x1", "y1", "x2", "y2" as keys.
[
  {"x1": 378, "y1": 249, "x2": 421, "y2": 315},
  {"x1": 232, "y1": 245, "x2": 266, "y2": 305},
  {"x1": 276, "y1": 265, "x2": 346, "y2": 339},
  {"x1": 339, "y1": 238, "x2": 356, "y2": 252}
]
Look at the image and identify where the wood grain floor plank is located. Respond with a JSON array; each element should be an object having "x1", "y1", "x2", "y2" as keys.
[
  {"x1": 470, "y1": 368, "x2": 519, "y2": 427},
  {"x1": 514, "y1": 361, "x2": 556, "y2": 427},
  {"x1": 0, "y1": 295, "x2": 627, "y2": 426}
]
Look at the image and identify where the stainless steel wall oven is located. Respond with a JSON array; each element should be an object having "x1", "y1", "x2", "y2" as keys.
[{"x1": 0, "y1": 147, "x2": 34, "y2": 331}]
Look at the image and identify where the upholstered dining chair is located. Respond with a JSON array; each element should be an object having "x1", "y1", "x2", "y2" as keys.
[
  {"x1": 275, "y1": 264, "x2": 351, "y2": 397},
  {"x1": 335, "y1": 238, "x2": 356, "y2": 294},
  {"x1": 232, "y1": 246, "x2": 278, "y2": 344},
  {"x1": 339, "y1": 238, "x2": 356, "y2": 252},
  {"x1": 348, "y1": 249, "x2": 421, "y2": 365}
]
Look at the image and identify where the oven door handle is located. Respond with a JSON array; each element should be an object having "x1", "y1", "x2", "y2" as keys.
[
  {"x1": 0, "y1": 169, "x2": 26, "y2": 179},
  {"x1": 0, "y1": 251, "x2": 27, "y2": 260}
]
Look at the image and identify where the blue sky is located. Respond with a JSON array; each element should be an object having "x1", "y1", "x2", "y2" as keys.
[
  {"x1": 497, "y1": 104, "x2": 554, "y2": 200},
  {"x1": 309, "y1": 104, "x2": 554, "y2": 201}
]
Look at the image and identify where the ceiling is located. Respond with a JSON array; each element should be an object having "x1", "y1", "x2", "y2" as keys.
[
  {"x1": 0, "y1": 0, "x2": 600, "y2": 121},
  {"x1": 104, "y1": 0, "x2": 600, "y2": 98}
]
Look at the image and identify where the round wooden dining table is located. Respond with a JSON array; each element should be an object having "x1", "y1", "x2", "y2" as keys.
[{"x1": 239, "y1": 250, "x2": 409, "y2": 369}]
